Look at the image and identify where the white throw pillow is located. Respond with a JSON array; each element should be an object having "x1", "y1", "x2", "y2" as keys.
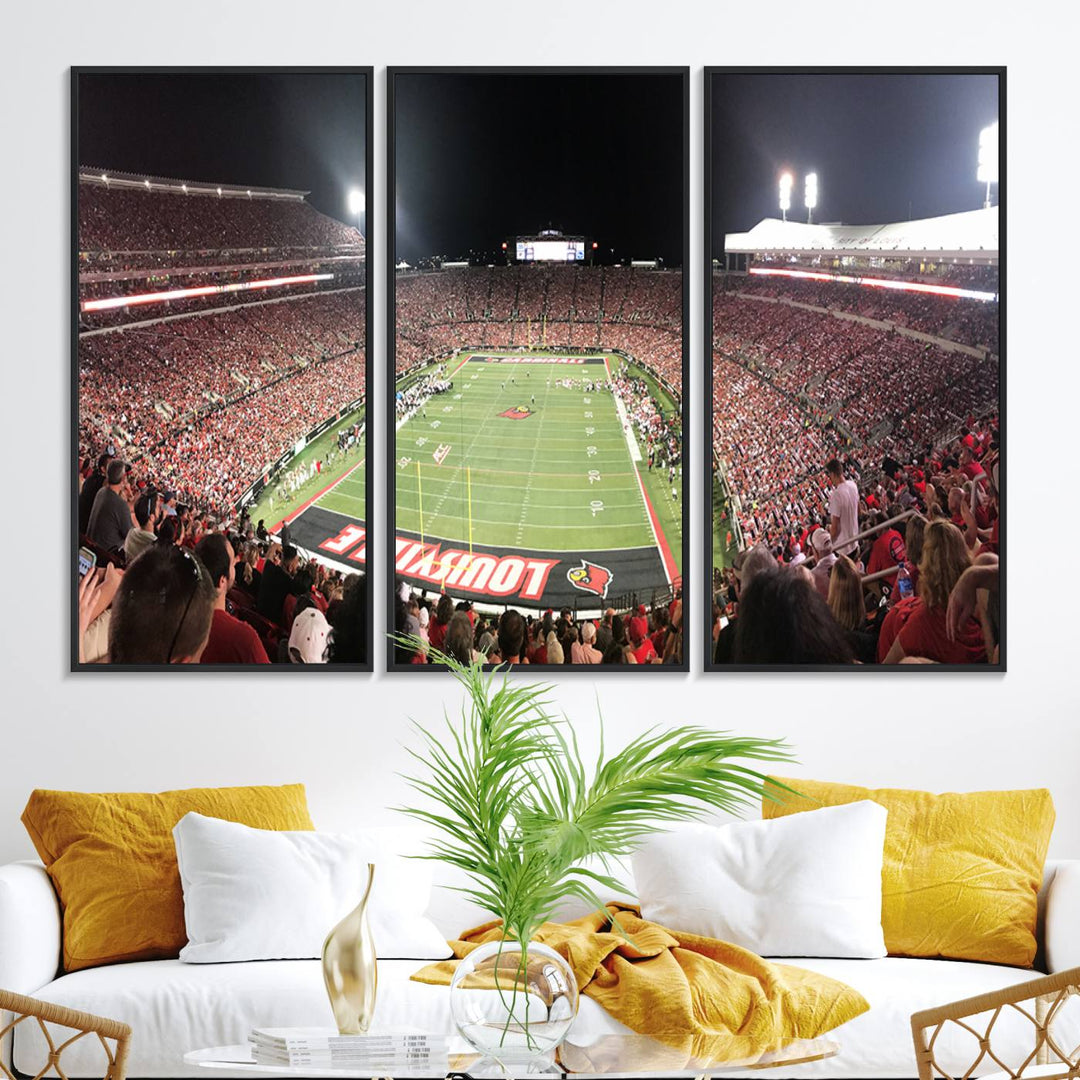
[
  {"x1": 174, "y1": 812, "x2": 451, "y2": 962},
  {"x1": 632, "y1": 801, "x2": 887, "y2": 958}
]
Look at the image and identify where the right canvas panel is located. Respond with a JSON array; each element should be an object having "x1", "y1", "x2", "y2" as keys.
[{"x1": 706, "y1": 69, "x2": 1002, "y2": 670}]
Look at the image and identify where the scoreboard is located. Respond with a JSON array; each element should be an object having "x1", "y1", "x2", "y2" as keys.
[{"x1": 516, "y1": 239, "x2": 586, "y2": 262}]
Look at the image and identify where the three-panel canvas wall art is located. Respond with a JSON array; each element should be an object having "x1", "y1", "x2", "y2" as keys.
[{"x1": 72, "y1": 67, "x2": 1001, "y2": 671}]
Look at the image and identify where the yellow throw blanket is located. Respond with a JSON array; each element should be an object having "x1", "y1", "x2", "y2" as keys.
[{"x1": 412, "y1": 904, "x2": 868, "y2": 1067}]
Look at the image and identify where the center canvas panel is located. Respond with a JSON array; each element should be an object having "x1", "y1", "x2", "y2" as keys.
[{"x1": 388, "y1": 69, "x2": 689, "y2": 671}]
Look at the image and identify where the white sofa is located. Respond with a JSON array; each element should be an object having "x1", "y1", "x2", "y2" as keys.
[{"x1": 1, "y1": 840, "x2": 1078, "y2": 1080}]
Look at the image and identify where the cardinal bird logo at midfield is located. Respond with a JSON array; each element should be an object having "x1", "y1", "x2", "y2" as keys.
[
  {"x1": 498, "y1": 405, "x2": 534, "y2": 420},
  {"x1": 566, "y1": 559, "x2": 613, "y2": 599}
]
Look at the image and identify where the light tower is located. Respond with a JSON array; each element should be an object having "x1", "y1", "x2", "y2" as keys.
[
  {"x1": 779, "y1": 172, "x2": 793, "y2": 222},
  {"x1": 977, "y1": 122, "x2": 998, "y2": 209},
  {"x1": 805, "y1": 172, "x2": 818, "y2": 224},
  {"x1": 347, "y1": 188, "x2": 365, "y2": 236}
]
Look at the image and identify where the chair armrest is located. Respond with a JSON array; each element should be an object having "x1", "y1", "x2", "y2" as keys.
[
  {"x1": 1046, "y1": 859, "x2": 1080, "y2": 973},
  {"x1": 0, "y1": 861, "x2": 61, "y2": 994},
  {"x1": 0, "y1": 991, "x2": 131, "y2": 1080}
]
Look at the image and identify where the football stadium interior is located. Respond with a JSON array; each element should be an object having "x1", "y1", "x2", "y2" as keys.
[
  {"x1": 711, "y1": 207, "x2": 999, "y2": 664},
  {"x1": 77, "y1": 170, "x2": 367, "y2": 662},
  {"x1": 393, "y1": 263, "x2": 684, "y2": 623}
]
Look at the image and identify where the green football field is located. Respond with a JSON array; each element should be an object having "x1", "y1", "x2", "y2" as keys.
[
  {"x1": 313, "y1": 449, "x2": 367, "y2": 520},
  {"x1": 395, "y1": 354, "x2": 682, "y2": 571}
]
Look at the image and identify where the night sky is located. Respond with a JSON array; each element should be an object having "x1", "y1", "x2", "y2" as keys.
[
  {"x1": 77, "y1": 71, "x2": 367, "y2": 229},
  {"x1": 394, "y1": 71, "x2": 684, "y2": 265},
  {"x1": 710, "y1": 72, "x2": 1000, "y2": 253}
]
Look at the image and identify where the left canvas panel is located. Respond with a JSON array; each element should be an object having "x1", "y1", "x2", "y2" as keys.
[{"x1": 73, "y1": 69, "x2": 373, "y2": 669}]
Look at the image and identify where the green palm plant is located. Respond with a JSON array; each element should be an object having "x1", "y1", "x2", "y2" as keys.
[{"x1": 397, "y1": 645, "x2": 794, "y2": 948}]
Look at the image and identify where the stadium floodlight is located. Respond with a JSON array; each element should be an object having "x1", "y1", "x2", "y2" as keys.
[
  {"x1": 144, "y1": 179, "x2": 150, "y2": 189},
  {"x1": 347, "y1": 188, "x2": 365, "y2": 217},
  {"x1": 216, "y1": 187, "x2": 222, "y2": 196},
  {"x1": 181, "y1": 183, "x2": 188, "y2": 193},
  {"x1": 779, "y1": 172, "x2": 793, "y2": 221},
  {"x1": 805, "y1": 172, "x2": 818, "y2": 223},
  {"x1": 978, "y1": 121, "x2": 998, "y2": 208},
  {"x1": 100, "y1": 173, "x2": 108, "y2": 183}
]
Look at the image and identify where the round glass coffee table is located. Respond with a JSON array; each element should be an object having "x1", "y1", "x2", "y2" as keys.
[{"x1": 186, "y1": 1032, "x2": 838, "y2": 1078}]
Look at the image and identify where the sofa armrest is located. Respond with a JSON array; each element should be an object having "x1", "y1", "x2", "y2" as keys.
[
  {"x1": 0, "y1": 861, "x2": 61, "y2": 994},
  {"x1": 1045, "y1": 859, "x2": 1080, "y2": 973}
]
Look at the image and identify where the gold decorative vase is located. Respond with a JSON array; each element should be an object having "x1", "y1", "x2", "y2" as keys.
[{"x1": 322, "y1": 862, "x2": 377, "y2": 1034}]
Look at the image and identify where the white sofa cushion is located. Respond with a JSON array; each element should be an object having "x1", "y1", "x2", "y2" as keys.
[
  {"x1": 0, "y1": 861, "x2": 61, "y2": 994},
  {"x1": 174, "y1": 813, "x2": 450, "y2": 963},
  {"x1": 633, "y1": 803, "x2": 888, "y2": 959},
  {"x1": 1046, "y1": 860, "x2": 1080, "y2": 972},
  {"x1": 18, "y1": 955, "x2": 1079, "y2": 1079}
]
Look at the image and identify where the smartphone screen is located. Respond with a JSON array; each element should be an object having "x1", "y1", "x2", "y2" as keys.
[{"x1": 78, "y1": 546, "x2": 96, "y2": 579}]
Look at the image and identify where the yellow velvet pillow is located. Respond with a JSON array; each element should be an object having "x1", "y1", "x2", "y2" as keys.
[
  {"x1": 763, "y1": 778, "x2": 1054, "y2": 967},
  {"x1": 22, "y1": 784, "x2": 314, "y2": 972}
]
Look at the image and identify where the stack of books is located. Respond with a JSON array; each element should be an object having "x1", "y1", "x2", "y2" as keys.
[{"x1": 248, "y1": 1028, "x2": 449, "y2": 1072}]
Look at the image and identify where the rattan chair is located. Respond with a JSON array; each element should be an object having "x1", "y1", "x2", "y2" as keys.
[
  {"x1": 0, "y1": 990, "x2": 131, "y2": 1080},
  {"x1": 911, "y1": 966, "x2": 1080, "y2": 1080}
]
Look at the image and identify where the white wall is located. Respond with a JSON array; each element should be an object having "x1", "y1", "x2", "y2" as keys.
[{"x1": 1, "y1": 1, "x2": 1077, "y2": 867}]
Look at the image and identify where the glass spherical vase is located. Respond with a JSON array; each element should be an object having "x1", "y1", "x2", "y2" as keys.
[{"x1": 449, "y1": 939, "x2": 579, "y2": 1069}]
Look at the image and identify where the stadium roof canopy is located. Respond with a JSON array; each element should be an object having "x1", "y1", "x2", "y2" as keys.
[
  {"x1": 725, "y1": 207, "x2": 998, "y2": 262},
  {"x1": 79, "y1": 167, "x2": 309, "y2": 202}
]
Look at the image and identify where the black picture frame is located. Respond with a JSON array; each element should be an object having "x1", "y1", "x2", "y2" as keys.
[
  {"x1": 71, "y1": 66, "x2": 374, "y2": 672},
  {"x1": 386, "y1": 66, "x2": 690, "y2": 674},
  {"x1": 703, "y1": 67, "x2": 1005, "y2": 673}
]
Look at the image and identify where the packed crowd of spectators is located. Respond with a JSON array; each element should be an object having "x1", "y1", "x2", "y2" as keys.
[
  {"x1": 394, "y1": 266, "x2": 683, "y2": 396},
  {"x1": 79, "y1": 289, "x2": 366, "y2": 521},
  {"x1": 77, "y1": 470, "x2": 367, "y2": 665},
  {"x1": 393, "y1": 582, "x2": 683, "y2": 667},
  {"x1": 709, "y1": 269, "x2": 1000, "y2": 666},
  {"x1": 711, "y1": 282, "x2": 998, "y2": 548},
  {"x1": 79, "y1": 182, "x2": 362, "y2": 261},
  {"x1": 713, "y1": 427, "x2": 1000, "y2": 666},
  {"x1": 734, "y1": 274, "x2": 998, "y2": 352}
]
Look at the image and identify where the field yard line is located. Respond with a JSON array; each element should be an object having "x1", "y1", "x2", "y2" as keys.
[
  {"x1": 607, "y1": 358, "x2": 643, "y2": 464},
  {"x1": 634, "y1": 468, "x2": 679, "y2": 585},
  {"x1": 514, "y1": 367, "x2": 555, "y2": 545},
  {"x1": 411, "y1": 363, "x2": 506, "y2": 536},
  {"x1": 605, "y1": 354, "x2": 678, "y2": 584},
  {"x1": 392, "y1": 511, "x2": 652, "y2": 532},
  {"x1": 406, "y1": 464, "x2": 641, "y2": 481},
  {"x1": 269, "y1": 455, "x2": 366, "y2": 534}
]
